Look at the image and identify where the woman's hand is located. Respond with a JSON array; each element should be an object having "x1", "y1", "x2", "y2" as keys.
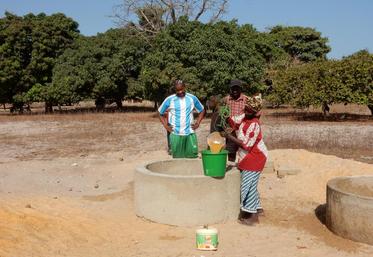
[
  {"x1": 220, "y1": 127, "x2": 234, "y2": 138},
  {"x1": 224, "y1": 127, "x2": 234, "y2": 134},
  {"x1": 219, "y1": 131, "x2": 228, "y2": 138}
]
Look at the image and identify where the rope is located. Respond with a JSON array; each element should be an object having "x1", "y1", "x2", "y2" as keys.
[{"x1": 217, "y1": 105, "x2": 231, "y2": 129}]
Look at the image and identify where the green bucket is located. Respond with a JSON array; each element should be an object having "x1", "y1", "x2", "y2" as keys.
[{"x1": 202, "y1": 150, "x2": 228, "y2": 177}]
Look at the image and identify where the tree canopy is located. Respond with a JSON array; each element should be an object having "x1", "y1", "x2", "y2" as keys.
[
  {"x1": 0, "y1": 12, "x2": 79, "y2": 111},
  {"x1": 267, "y1": 51, "x2": 373, "y2": 115},
  {"x1": 269, "y1": 25, "x2": 331, "y2": 63},
  {"x1": 50, "y1": 28, "x2": 149, "y2": 109},
  {"x1": 139, "y1": 18, "x2": 267, "y2": 106},
  {"x1": 1, "y1": 9, "x2": 372, "y2": 116}
]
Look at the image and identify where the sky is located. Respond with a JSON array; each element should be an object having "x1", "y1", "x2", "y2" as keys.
[{"x1": 1, "y1": 0, "x2": 372, "y2": 59}]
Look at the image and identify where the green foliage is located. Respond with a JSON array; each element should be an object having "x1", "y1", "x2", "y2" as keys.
[
  {"x1": 218, "y1": 105, "x2": 231, "y2": 129},
  {"x1": 267, "y1": 50, "x2": 373, "y2": 115},
  {"x1": 0, "y1": 12, "x2": 79, "y2": 109},
  {"x1": 270, "y1": 26, "x2": 331, "y2": 63},
  {"x1": 140, "y1": 18, "x2": 267, "y2": 105},
  {"x1": 251, "y1": 29, "x2": 290, "y2": 69},
  {"x1": 269, "y1": 61, "x2": 346, "y2": 109},
  {"x1": 24, "y1": 83, "x2": 48, "y2": 103},
  {"x1": 2, "y1": 10, "x2": 370, "y2": 116},
  {"x1": 340, "y1": 50, "x2": 373, "y2": 113},
  {"x1": 51, "y1": 29, "x2": 149, "y2": 107}
]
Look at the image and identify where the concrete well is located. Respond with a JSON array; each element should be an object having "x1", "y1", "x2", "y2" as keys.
[
  {"x1": 326, "y1": 176, "x2": 373, "y2": 245},
  {"x1": 134, "y1": 159, "x2": 240, "y2": 226}
]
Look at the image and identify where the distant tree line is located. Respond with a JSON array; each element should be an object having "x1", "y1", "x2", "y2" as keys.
[
  {"x1": 0, "y1": 3, "x2": 371, "y2": 115},
  {"x1": 0, "y1": 12, "x2": 79, "y2": 112},
  {"x1": 267, "y1": 50, "x2": 373, "y2": 116}
]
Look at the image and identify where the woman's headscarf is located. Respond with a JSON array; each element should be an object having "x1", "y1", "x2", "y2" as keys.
[{"x1": 245, "y1": 94, "x2": 263, "y2": 113}]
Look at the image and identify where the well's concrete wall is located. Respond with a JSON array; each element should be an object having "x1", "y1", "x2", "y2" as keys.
[
  {"x1": 326, "y1": 176, "x2": 373, "y2": 245},
  {"x1": 134, "y1": 159, "x2": 240, "y2": 226}
]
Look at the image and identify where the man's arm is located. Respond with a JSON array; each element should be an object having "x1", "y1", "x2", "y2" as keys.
[
  {"x1": 159, "y1": 113, "x2": 173, "y2": 133},
  {"x1": 191, "y1": 95, "x2": 205, "y2": 130},
  {"x1": 158, "y1": 97, "x2": 173, "y2": 133},
  {"x1": 192, "y1": 109, "x2": 205, "y2": 130}
]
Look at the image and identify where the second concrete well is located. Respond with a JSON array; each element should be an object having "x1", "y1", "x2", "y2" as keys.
[
  {"x1": 134, "y1": 159, "x2": 240, "y2": 226},
  {"x1": 326, "y1": 175, "x2": 373, "y2": 245}
]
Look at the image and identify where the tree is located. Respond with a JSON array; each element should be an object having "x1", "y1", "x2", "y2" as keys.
[
  {"x1": 0, "y1": 12, "x2": 79, "y2": 112},
  {"x1": 268, "y1": 63, "x2": 316, "y2": 108},
  {"x1": 267, "y1": 55, "x2": 373, "y2": 116},
  {"x1": 340, "y1": 50, "x2": 373, "y2": 115},
  {"x1": 269, "y1": 25, "x2": 331, "y2": 63},
  {"x1": 267, "y1": 61, "x2": 336, "y2": 115},
  {"x1": 252, "y1": 31, "x2": 290, "y2": 69},
  {"x1": 0, "y1": 12, "x2": 33, "y2": 109},
  {"x1": 51, "y1": 29, "x2": 148, "y2": 109},
  {"x1": 184, "y1": 21, "x2": 266, "y2": 97},
  {"x1": 139, "y1": 18, "x2": 266, "y2": 106},
  {"x1": 114, "y1": 0, "x2": 228, "y2": 36}
]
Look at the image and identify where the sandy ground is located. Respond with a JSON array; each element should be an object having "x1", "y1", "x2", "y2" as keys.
[{"x1": 0, "y1": 116, "x2": 373, "y2": 256}]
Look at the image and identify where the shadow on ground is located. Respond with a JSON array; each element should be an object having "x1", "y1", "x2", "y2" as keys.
[
  {"x1": 267, "y1": 111, "x2": 372, "y2": 122},
  {"x1": 315, "y1": 203, "x2": 327, "y2": 225}
]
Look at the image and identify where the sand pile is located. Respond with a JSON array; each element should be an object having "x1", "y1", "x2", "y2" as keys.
[{"x1": 0, "y1": 149, "x2": 372, "y2": 257}]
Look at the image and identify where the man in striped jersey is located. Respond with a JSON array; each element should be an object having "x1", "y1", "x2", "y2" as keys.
[{"x1": 158, "y1": 80, "x2": 205, "y2": 158}]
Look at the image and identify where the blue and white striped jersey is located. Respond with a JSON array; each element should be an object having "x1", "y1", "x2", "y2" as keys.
[{"x1": 158, "y1": 93, "x2": 204, "y2": 135}]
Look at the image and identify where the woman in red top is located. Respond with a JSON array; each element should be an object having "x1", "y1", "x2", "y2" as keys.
[{"x1": 221, "y1": 94, "x2": 268, "y2": 225}]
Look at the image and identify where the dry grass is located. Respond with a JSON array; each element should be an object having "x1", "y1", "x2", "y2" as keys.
[
  {"x1": 0, "y1": 112, "x2": 158, "y2": 122},
  {"x1": 0, "y1": 112, "x2": 161, "y2": 161},
  {"x1": 261, "y1": 103, "x2": 372, "y2": 122},
  {"x1": 263, "y1": 123, "x2": 373, "y2": 163},
  {"x1": 260, "y1": 104, "x2": 373, "y2": 163},
  {"x1": 0, "y1": 103, "x2": 372, "y2": 163}
]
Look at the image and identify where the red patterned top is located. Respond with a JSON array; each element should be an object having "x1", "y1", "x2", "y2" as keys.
[{"x1": 229, "y1": 115, "x2": 268, "y2": 171}]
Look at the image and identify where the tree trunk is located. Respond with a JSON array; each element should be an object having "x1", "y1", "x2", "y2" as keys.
[
  {"x1": 45, "y1": 102, "x2": 53, "y2": 113},
  {"x1": 153, "y1": 101, "x2": 158, "y2": 111},
  {"x1": 95, "y1": 97, "x2": 105, "y2": 111},
  {"x1": 115, "y1": 99, "x2": 123, "y2": 109},
  {"x1": 322, "y1": 103, "x2": 330, "y2": 117},
  {"x1": 25, "y1": 104, "x2": 31, "y2": 113},
  {"x1": 11, "y1": 103, "x2": 24, "y2": 114},
  {"x1": 368, "y1": 105, "x2": 373, "y2": 116}
]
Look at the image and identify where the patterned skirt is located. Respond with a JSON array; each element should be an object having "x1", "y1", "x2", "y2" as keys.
[{"x1": 240, "y1": 171, "x2": 262, "y2": 213}]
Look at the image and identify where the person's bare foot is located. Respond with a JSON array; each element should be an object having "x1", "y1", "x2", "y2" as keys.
[
  {"x1": 238, "y1": 212, "x2": 259, "y2": 226},
  {"x1": 257, "y1": 208, "x2": 265, "y2": 216}
]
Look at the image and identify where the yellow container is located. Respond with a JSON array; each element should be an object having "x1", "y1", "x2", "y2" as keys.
[
  {"x1": 209, "y1": 142, "x2": 223, "y2": 153},
  {"x1": 207, "y1": 132, "x2": 225, "y2": 154}
]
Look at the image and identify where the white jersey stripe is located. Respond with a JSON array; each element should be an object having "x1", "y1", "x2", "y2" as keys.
[{"x1": 179, "y1": 97, "x2": 186, "y2": 135}]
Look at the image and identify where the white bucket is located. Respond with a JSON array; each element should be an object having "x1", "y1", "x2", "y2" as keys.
[{"x1": 196, "y1": 227, "x2": 218, "y2": 251}]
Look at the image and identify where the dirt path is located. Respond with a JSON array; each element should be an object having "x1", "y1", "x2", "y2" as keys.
[{"x1": 1, "y1": 149, "x2": 373, "y2": 257}]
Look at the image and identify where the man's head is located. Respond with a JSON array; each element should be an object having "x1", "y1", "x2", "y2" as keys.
[
  {"x1": 229, "y1": 79, "x2": 243, "y2": 100},
  {"x1": 174, "y1": 79, "x2": 186, "y2": 98}
]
